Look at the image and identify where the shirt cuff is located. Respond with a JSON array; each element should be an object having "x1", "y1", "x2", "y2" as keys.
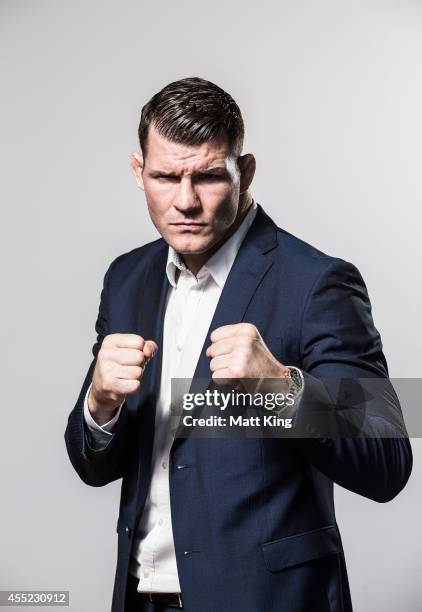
[{"x1": 83, "y1": 382, "x2": 124, "y2": 436}]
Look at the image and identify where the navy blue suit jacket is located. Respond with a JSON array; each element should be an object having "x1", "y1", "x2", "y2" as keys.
[{"x1": 65, "y1": 204, "x2": 412, "y2": 612}]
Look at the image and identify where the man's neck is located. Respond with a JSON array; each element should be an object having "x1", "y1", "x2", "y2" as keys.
[{"x1": 181, "y1": 194, "x2": 253, "y2": 276}]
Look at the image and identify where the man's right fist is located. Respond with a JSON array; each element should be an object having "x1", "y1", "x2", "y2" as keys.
[{"x1": 88, "y1": 333, "x2": 158, "y2": 426}]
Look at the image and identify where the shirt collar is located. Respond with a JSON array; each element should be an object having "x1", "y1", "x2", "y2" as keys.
[{"x1": 166, "y1": 200, "x2": 258, "y2": 289}]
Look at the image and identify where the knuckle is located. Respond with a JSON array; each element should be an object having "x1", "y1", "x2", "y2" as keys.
[
  {"x1": 127, "y1": 379, "x2": 141, "y2": 393},
  {"x1": 102, "y1": 378, "x2": 111, "y2": 392},
  {"x1": 106, "y1": 333, "x2": 119, "y2": 346},
  {"x1": 136, "y1": 350, "x2": 145, "y2": 365},
  {"x1": 98, "y1": 345, "x2": 109, "y2": 358},
  {"x1": 102, "y1": 335, "x2": 112, "y2": 347},
  {"x1": 230, "y1": 364, "x2": 242, "y2": 378},
  {"x1": 243, "y1": 323, "x2": 257, "y2": 336},
  {"x1": 101, "y1": 360, "x2": 114, "y2": 376}
]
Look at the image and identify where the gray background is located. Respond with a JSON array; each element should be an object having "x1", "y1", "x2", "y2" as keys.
[{"x1": 1, "y1": 1, "x2": 421, "y2": 610}]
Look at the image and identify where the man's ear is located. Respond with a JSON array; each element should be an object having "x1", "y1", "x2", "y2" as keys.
[
  {"x1": 237, "y1": 153, "x2": 256, "y2": 194},
  {"x1": 130, "y1": 152, "x2": 145, "y2": 191}
]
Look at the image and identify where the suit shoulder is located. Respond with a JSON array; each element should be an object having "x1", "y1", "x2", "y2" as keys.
[
  {"x1": 105, "y1": 237, "x2": 167, "y2": 280},
  {"x1": 277, "y1": 227, "x2": 366, "y2": 293},
  {"x1": 274, "y1": 226, "x2": 360, "y2": 280}
]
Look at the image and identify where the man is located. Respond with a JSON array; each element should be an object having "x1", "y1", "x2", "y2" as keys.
[{"x1": 65, "y1": 77, "x2": 412, "y2": 612}]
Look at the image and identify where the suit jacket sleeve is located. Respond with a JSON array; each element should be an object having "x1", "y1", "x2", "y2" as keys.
[
  {"x1": 64, "y1": 259, "x2": 132, "y2": 487},
  {"x1": 294, "y1": 258, "x2": 412, "y2": 502}
]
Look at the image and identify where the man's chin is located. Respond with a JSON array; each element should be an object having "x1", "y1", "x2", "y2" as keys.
[{"x1": 168, "y1": 237, "x2": 215, "y2": 256}]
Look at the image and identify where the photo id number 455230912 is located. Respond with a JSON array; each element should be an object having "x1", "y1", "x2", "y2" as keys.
[{"x1": 0, "y1": 591, "x2": 69, "y2": 606}]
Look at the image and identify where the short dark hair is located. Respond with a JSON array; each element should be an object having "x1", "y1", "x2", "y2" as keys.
[{"x1": 138, "y1": 77, "x2": 244, "y2": 158}]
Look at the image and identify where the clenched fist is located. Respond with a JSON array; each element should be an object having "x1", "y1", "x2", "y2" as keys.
[
  {"x1": 88, "y1": 333, "x2": 158, "y2": 425},
  {"x1": 205, "y1": 323, "x2": 289, "y2": 390}
]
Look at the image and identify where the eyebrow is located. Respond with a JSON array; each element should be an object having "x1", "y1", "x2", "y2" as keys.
[{"x1": 148, "y1": 166, "x2": 229, "y2": 178}]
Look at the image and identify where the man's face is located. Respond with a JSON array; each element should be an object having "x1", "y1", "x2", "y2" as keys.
[{"x1": 131, "y1": 123, "x2": 251, "y2": 256}]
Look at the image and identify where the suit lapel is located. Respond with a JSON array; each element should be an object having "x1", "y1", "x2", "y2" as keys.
[
  {"x1": 194, "y1": 204, "x2": 278, "y2": 379},
  {"x1": 137, "y1": 244, "x2": 169, "y2": 395},
  {"x1": 193, "y1": 249, "x2": 274, "y2": 379},
  {"x1": 131, "y1": 242, "x2": 169, "y2": 506},
  {"x1": 135, "y1": 244, "x2": 170, "y2": 401}
]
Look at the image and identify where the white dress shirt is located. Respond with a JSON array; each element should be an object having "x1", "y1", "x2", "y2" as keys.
[{"x1": 84, "y1": 201, "x2": 260, "y2": 593}]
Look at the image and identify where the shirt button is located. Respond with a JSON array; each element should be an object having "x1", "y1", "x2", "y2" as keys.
[
  {"x1": 161, "y1": 461, "x2": 167, "y2": 469},
  {"x1": 158, "y1": 518, "x2": 164, "y2": 526},
  {"x1": 143, "y1": 570, "x2": 150, "y2": 578}
]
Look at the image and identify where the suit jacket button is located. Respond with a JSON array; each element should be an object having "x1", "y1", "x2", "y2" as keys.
[{"x1": 125, "y1": 526, "x2": 131, "y2": 538}]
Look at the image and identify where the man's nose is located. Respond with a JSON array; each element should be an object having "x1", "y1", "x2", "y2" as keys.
[{"x1": 174, "y1": 177, "x2": 200, "y2": 212}]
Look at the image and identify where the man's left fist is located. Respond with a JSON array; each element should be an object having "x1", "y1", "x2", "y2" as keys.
[{"x1": 205, "y1": 323, "x2": 289, "y2": 382}]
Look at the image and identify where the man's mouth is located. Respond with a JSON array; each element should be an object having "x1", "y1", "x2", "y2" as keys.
[{"x1": 170, "y1": 222, "x2": 207, "y2": 230}]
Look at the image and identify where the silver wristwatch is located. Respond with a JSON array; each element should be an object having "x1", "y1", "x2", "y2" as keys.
[{"x1": 283, "y1": 366, "x2": 304, "y2": 399}]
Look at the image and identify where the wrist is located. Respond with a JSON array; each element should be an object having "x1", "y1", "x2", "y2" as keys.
[
  {"x1": 251, "y1": 362, "x2": 290, "y2": 395},
  {"x1": 88, "y1": 386, "x2": 122, "y2": 425},
  {"x1": 277, "y1": 363, "x2": 291, "y2": 378}
]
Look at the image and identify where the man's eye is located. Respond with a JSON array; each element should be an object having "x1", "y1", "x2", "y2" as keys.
[
  {"x1": 196, "y1": 174, "x2": 223, "y2": 181},
  {"x1": 157, "y1": 175, "x2": 178, "y2": 181}
]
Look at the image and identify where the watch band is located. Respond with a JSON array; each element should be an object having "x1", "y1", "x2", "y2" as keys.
[
  {"x1": 252, "y1": 366, "x2": 304, "y2": 403},
  {"x1": 284, "y1": 366, "x2": 304, "y2": 399}
]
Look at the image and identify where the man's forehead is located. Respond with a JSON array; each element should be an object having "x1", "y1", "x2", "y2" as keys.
[
  {"x1": 146, "y1": 150, "x2": 234, "y2": 176},
  {"x1": 145, "y1": 123, "x2": 232, "y2": 168},
  {"x1": 150, "y1": 158, "x2": 229, "y2": 174}
]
